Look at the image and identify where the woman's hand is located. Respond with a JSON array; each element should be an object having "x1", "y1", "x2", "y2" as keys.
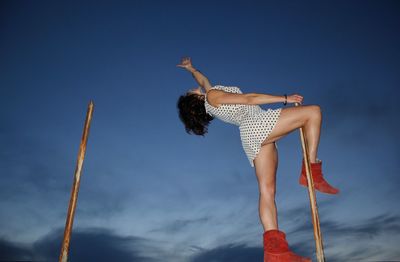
[
  {"x1": 287, "y1": 94, "x2": 304, "y2": 104},
  {"x1": 177, "y1": 57, "x2": 212, "y2": 90},
  {"x1": 177, "y1": 57, "x2": 194, "y2": 71}
]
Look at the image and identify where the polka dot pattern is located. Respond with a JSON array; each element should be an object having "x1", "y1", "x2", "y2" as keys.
[{"x1": 205, "y1": 85, "x2": 282, "y2": 167}]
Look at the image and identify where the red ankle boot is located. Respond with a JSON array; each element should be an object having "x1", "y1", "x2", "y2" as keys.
[
  {"x1": 263, "y1": 230, "x2": 311, "y2": 262},
  {"x1": 299, "y1": 159, "x2": 339, "y2": 195}
]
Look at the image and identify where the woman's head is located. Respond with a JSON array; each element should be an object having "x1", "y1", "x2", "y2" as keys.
[{"x1": 177, "y1": 89, "x2": 214, "y2": 136}]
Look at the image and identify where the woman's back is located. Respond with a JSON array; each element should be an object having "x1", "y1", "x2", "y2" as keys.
[{"x1": 205, "y1": 85, "x2": 263, "y2": 126}]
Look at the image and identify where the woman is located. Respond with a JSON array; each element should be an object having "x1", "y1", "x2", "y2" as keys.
[{"x1": 177, "y1": 57, "x2": 338, "y2": 262}]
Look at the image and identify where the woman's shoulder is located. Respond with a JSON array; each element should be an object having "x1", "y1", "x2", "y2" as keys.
[
  {"x1": 211, "y1": 85, "x2": 224, "y2": 90},
  {"x1": 211, "y1": 85, "x2": 242, "y2": 93}
]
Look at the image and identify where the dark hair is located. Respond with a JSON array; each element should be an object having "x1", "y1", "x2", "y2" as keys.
[{"x1": 177, "y1": 93, "x2": 214, "y2": 136}]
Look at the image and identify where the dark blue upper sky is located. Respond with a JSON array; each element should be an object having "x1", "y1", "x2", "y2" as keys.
[{"x1": 1, "y1": 1, "x2": 400, "y2": 261}]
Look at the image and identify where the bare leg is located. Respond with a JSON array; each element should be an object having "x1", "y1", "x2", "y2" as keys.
[
  {"x1": 304, "y1": 106, "x2": 322, "y2": 163},
  {"x1": 257, "y1": 143, "x2": 313, "y2": 261},
  {"x1": 254, "y1": 142, "x2": 279, "y2": 231},
  {"x1": 263, "y1": 105, "x2": 322, "y2": 163}
]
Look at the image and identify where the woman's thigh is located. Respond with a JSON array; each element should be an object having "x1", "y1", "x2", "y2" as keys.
[
  {"x1": 262, "y1": 105, "x2": 318, "y2": 144},
  {"x1": 254, "y1": 142, "x2": 278, "y2": 192}
]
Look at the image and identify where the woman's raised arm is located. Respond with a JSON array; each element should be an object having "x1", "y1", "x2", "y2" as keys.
[{"x1": 177, "y1": 57, "x2": 212, "y2": 92}]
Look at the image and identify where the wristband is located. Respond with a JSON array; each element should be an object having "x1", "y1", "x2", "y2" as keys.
[{"x1": 283, "y1": 94, "x2": 287, "y2": 106}]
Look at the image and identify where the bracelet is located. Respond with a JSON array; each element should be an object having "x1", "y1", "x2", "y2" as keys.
[{"x1": 283, "y1": 94, "x2": 287, "y2": 106}]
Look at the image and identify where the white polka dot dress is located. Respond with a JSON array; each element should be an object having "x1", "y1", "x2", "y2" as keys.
[{"x1": 205, "y1": 85, "x2": 282, "y2": 167}]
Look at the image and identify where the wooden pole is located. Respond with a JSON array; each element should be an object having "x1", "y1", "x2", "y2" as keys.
[
  {"x1": 295, "y1": 103, "x2": 325, "y2": 262},
  {"x1": 59, "y1": 101, "x2": 94, "y2": 262}
]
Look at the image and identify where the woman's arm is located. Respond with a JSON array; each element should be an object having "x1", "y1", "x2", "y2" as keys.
[
  {"x1": 208, "y1": 90, "x2": 303, "y2": 107},
  {"x1": 177, "y1": 57, "x2": 212, "y2": 92}
]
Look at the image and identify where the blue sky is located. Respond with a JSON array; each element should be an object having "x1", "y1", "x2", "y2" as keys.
[{"x1": 1, "y1": 1, "x2": 399, "y2": 261}]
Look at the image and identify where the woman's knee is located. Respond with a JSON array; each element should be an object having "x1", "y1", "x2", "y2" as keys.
[
  {"x1": 307, "y1": 105, "x2": 322, "y2": 120},
  {"x1": 260, "y1": 184, "x2": 276, "y2": 199}
]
